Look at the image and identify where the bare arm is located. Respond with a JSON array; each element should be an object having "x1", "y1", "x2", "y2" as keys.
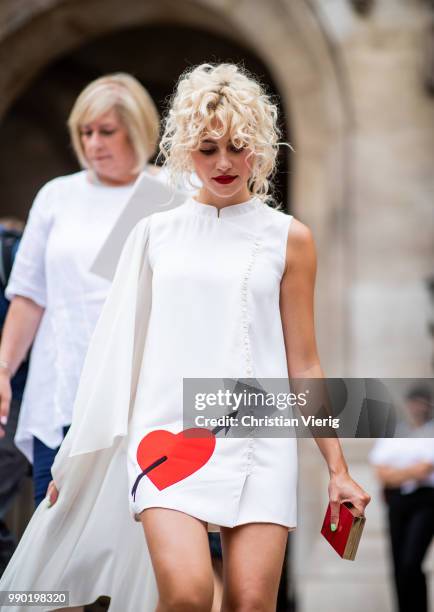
[
  {"x1": 279, "y1": 218, "x2": 370, "y2": 526},
  {"x1": 0, "y1": 295, "x2": 44, "y2": 436},
  {"x1": 280, "y1": 219, "x2": 347, "y2": 474},
  {"x1": 375, "y1": 462, "x2": 434, "y2": 487}
]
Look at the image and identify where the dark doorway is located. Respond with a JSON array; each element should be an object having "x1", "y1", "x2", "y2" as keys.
[{"x1": 0, "y1": 23, "x2": 291, "y2": 220}]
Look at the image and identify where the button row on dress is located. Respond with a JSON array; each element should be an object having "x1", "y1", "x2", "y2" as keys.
[{"x1": 241, "y1": 238, "x2": 262, "y2": 379}]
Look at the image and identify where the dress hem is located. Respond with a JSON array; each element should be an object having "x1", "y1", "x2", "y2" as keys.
[{"x1": 133, "y1": 504, "x2": 297, "y2": 533}]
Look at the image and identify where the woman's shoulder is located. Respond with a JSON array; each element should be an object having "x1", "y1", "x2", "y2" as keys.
[
  {"x1": 39, "y1": 170, "x2": 86, "y2": 192},
  {"x1": 131, "y1": 202, "x2": 186, "y2": 237},
  {"x1": 285, "y1": 218, "x2": 316, "y2": 272},
  {"x1": 262, "y1": 204, "x2": 313, "y2": 243},
  {"x1": 264, "y1": 207, "x2": 316, "y2": 273},
  {"x1": 28, "y1": 171, "x2": 86, "y2": 221},
  {"x1": 261, "y1": 202, "x2": 293, "y2": 226},
  {"x1": 262, "y1": 202, "x2": 311, "y2": 240},
  {"x1": 147, "y1": 199, "x2": 190, "y2": 227},
  {"x1": 34, "y1": 171, "x2": 86, "y2": 204}
]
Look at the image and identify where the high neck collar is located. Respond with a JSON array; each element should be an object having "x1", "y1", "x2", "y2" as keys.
[{"x1": 185, "y1": 195, "x2": 260, "y2": 219}]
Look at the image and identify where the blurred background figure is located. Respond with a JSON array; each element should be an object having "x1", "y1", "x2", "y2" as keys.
[
  {"x1": 369, "y1": 387, "x2": 434, "y2": 612},
  {"x1": 0, "y1": 73, "x2": 160, "y2": 514},
  {"x1": 0, "y1": 217, "x2": 30, "y2": 578}
]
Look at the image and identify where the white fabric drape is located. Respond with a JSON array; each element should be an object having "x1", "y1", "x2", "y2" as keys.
[{"x1": 0, "y1": 217, "x2": 159, "y2": 610}]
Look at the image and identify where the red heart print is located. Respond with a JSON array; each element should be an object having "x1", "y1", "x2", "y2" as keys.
[{"x1": 136, "y1": 428, "x2": 216, "y2": 491}]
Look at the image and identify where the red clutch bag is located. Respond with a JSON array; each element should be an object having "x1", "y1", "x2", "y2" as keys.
[{"x1": 320, "y1": 501, "x2": 366, "y2": 561}]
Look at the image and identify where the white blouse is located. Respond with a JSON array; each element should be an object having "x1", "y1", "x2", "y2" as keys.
[{"x1": 6, "y1": 171, "x2": 136, "y2": 462}]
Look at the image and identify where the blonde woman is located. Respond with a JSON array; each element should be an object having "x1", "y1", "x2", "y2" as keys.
[
  {"x1": 0, "y1": 73, "x2": 160, "y2": 508},
  {"x1": 0, "y1": 64, "x2": 370, "y2": 612}
]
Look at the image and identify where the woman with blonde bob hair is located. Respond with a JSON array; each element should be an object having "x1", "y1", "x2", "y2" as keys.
[
  {"x1": 69, "y1": 72, "x2": 159, "y2": 177},
  {"x1": 0, "y1": 72, "x2": 160, "y2": 516},
  {"x1": 0, "y1": 64, "x2": 370, "y2": 612}
]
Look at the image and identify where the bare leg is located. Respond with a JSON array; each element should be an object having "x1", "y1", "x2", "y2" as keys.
[
  {"x1": 220, "y1": 522, "x2": 288, "y2": 612},
  {"x1": 211, "y1": 556, "x2": 223, "y2": 612},
  {"x1": 140, "y1": 507, "x2": 214, "y2": 612}
]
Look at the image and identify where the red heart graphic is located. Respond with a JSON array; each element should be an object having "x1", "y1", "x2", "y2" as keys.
[{"x1": 136, "y1": 428, "x2": 216, "y2": 491}]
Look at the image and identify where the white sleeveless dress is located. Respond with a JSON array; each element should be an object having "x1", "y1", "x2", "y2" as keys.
[
  {"x1": 0, "y1": 196, "x2": 297, "y2": 610},
  {"x1": 127, "y1": 196, "x2": 298, "y2": 531}
]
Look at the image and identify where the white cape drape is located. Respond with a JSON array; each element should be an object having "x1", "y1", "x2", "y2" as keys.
[{"x1": 0, "y1": 218, "x2": 159, "y2": 611}]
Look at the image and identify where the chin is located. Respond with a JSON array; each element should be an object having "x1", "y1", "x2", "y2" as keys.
[
  {"x1": 208, "y1": 184, "x2": 243, "y2": 200},
  {"x1": 94, "y1": 166, "x2": 117, "y2": 180},
  {"x1": 214, "y1": 191, "x2": 240, "y2": 200}
]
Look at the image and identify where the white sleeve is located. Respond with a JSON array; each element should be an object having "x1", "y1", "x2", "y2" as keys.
[
  {"x1": 368, "y1": 439, "x2": 390, "y2": 465},
  {"x1": 5, "y1": 181, "x2": 56, "y2": 308}
]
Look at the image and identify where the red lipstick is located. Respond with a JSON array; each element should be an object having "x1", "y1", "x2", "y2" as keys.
[{"x1": 213, "y1": 175, "x2": 237, "y2": 185}]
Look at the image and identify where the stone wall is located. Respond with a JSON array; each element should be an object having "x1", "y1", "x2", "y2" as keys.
[{"x1": 295, "y1": 2, "x2": 434, "y2": 610}]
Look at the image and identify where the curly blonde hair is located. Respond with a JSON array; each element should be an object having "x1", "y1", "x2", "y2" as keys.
[{"x1": 159, "y1": 63, "x2": 287, "y2": 203}]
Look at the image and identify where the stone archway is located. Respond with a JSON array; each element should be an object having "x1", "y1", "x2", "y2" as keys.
[{"x1": 0, "y1": 22, "x2": 291, "y2": 220}]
